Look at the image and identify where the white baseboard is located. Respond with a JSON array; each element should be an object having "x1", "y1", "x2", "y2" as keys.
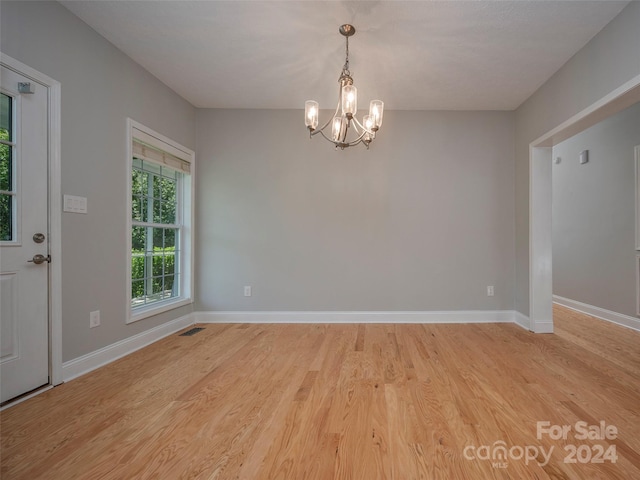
[
  {"x1": 513, "y1": 311, "x2": 531, "y2": 331},
  {"x1": 553, "y1": 295, "x2": 640, "y2": 332},
  {"x1": 194, "y1": 310, "x2": 519, "y2": 324},
  {"x1": 62, "y1": 313, "x2": 194, "y2": 382},
  {"x1": 530, "y1": 321, "x2": 554, "y2": 334}
]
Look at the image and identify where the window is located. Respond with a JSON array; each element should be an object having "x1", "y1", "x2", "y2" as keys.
[
  {"x1": 0, "y1": 93, "x2": 15, "y2": 242},
  {"x1": 127, "y1": 120, "x2": 194, "y2": 322}
]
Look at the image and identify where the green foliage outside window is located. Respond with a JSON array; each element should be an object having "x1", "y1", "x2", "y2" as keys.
[
  {"x1": 1, "y1": 94, "x2": 12, "y2": 241},
  {"x1": 131, "y1": 246, "x2": 176, "y2": 300},
  {"x1": 0, "y1": 130, "x2": 11, "y2": 241}
]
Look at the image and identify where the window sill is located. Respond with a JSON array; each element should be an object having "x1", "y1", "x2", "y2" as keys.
[{"x1": 127, "y1": 296, "x2": 192, "y2": 324}]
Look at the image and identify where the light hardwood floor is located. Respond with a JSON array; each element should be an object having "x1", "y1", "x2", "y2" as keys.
[{"x1": 1, "y1": 305, "x2": 639, "y2": 479}]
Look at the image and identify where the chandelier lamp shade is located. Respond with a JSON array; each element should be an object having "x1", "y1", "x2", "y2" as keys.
[{"x1": 304, "y1": 24, "x2": 384, "y2": 150}]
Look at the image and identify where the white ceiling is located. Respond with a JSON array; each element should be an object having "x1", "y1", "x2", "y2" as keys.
[{"x1": 60, "y1": 1, "x2": 629, "y2": 110}]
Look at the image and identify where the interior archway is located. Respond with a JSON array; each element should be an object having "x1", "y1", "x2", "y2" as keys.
[{"x1": 528, "y1": 76, "x2": 640, "y2": 333}]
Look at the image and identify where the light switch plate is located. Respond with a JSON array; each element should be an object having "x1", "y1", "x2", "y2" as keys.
[
  {"x1": 63, "y1": 194, "x2": 87, "y2": 214},
  {"x1": 579, "y1": 150, "x2": 589, "y2": 164}
]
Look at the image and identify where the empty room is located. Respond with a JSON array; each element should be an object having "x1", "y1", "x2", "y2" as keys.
[{"x1": 1, "y1": 1, "x2": 639, "y2": 478}]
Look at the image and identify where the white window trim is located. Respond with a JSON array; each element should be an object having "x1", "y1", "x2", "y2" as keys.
[{"x1": 126, "y1": 118, "x2": 194, "y2": 323}]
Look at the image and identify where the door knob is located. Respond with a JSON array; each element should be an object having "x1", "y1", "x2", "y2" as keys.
[{"x1": 28, "y1": 254, "x2": 50, "y2": 265}]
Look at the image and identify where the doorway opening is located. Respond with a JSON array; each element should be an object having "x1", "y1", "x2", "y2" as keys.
[{"x1": 529, "y1": 76, "x2": 640, "y2": 333}]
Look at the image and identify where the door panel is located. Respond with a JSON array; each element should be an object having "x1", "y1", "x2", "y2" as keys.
[
  {"x1": 0, "y1": 65, "x2": 49, "y2": 403},
  {"x1": 0, "y1": 272, "x2": 18, "y2": 361}
]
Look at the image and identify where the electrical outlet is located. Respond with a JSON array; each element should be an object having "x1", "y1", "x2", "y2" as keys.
[
  {"x1": 487, "y1": 286, "x2": 494, "y2": 297},
  {"x1": 90, "y1": 310, "x2": 100, "y2": 328},
  {"x1": 244, "y1": 286, "x2": 252, "y2": 297}
]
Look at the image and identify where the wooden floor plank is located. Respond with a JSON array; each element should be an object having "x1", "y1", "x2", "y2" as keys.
[{"x1": 2, "y1": 306, "x2": 640, "y2": 479}]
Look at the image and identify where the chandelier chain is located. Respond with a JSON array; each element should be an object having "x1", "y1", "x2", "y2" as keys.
[{"x1": 343, "y1": 35, "x2": 350, "y2": 77}]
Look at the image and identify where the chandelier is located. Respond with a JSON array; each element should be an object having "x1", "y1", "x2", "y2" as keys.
[{"x1": 304, "y1": 24, "x2": 384, "y2": 150}]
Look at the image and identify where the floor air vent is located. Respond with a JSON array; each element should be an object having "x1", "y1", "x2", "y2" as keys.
[{"x1": 179, "y1": 327, "x2": 205, "y2": 337}]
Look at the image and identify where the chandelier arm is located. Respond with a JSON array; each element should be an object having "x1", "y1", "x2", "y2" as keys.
[
  {"x1": 315, "y1": 114, "x2": 370, "y2": 145},
  {"x1": 332, "y1": 96, "x2": 341, "y2": 117},
  {"x1": 313, "y1": 100, "x2": 342, "y2": 136},
  {"x1": 313, "y1": 118, "x2": 333, "y2": 136},
  {"x1": 351, "y1": 116, "x2": 365, "y2": 131},
  {"x1": 348, "y1": 130, "x2": 368, "y2": 145},
  {"x1": 351, "y1": 118, "x2": 362, "y2": 135},
  {"x1": 316, "y1": 126, "x2": 368, "y2": 149},
  {"x1": 317, "y1": 128, "x2": 342, "y2": 147},
  {"x1": 353, "y1": 117, "x2": 377, "y2": 144}
]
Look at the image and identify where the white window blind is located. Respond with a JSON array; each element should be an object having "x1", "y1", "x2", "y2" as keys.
[
  {"x1": 131, "y1": 126, "x2": 191, "y2": 174},
  {"x1": 132, "y1": 139, "x2": 191, "y2": 174}
]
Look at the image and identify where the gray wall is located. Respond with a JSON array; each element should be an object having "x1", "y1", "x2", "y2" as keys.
[
  {"x1": 196, "y1": 109, "x2": 515, "y2": 312},
  {"x1": 3, "y1": 0, "x2": 637, "y2": 365},
  {"x1": 0, "y1": 1, "x2": 196, "y2": 361},
  {"x1": 515, "y1": 1, "x2": 640, "y2": 316},
  {"x1": 552, "y1": 102, "x2": 640, "y2": 317}
]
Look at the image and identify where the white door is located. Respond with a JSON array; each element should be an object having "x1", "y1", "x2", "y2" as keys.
[{"x1": 0, "y1": 65, "x2": 49, "y2": 403}]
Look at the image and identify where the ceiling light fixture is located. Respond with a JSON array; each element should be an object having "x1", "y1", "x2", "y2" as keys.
[{"x1": 304, "y1": 24, "x2": 384, "y2": 150}]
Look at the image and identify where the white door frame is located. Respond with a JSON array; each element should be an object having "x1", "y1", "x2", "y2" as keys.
[
  {"x1": 529, "y1": 74, "x2": 640, "y2": 333},
  {"x1": 1, "y1": 54, "x2": 62, "y2": 387}
]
